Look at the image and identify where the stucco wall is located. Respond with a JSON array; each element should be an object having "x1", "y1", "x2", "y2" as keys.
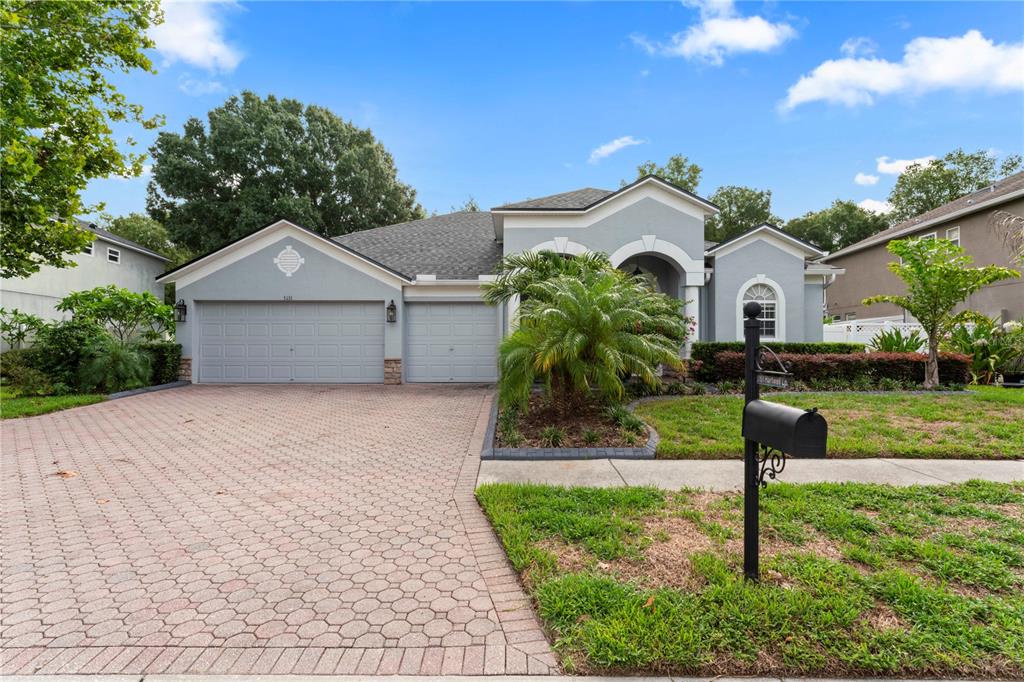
[
  {"x1": 175, "y1": 235, "x2": 403, "y2": 358},
  {"x1": 824, "y1": 197, "x2": 1024, "y2": 322},
  {"x1": 711, "y1": 240, "x2": 807, "y2": 342},
  {"x1": 0, "y1": 237, "x2": 166, "y2": 321},
  {"x1": 803, "y1": 281, "x2": 825, "y2": 341},
  {"x1": 502, "y1": 197, "x2": 705, "y2": 296}
]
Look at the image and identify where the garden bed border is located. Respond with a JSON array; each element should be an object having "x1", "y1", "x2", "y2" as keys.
[
  {"x1": 481, "y1": 399, "x2": 658, "y2": 460},
  {"x1": 108, "y1": 380, "x2": 190, "y2": 400}
]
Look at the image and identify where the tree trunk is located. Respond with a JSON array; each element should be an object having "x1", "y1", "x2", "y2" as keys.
[{"x1": 924, "y1": 336, "x2": 940, "y2": 389}]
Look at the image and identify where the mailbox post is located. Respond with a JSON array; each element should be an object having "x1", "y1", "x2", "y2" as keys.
[{"x1": 740, "y1": 302, "x2": 828, "y2": 581}]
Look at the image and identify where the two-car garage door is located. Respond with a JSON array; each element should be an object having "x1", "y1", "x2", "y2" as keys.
[
  {"x1": 196, "y1": 300, "x2": 499, "y2": 383},
  {"x1": 197, "y1": 302, "x2": 384, "y2": 383}
]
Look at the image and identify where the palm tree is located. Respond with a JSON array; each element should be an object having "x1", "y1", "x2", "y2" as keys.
[
  {"x1": 498, "y1": 272, "x2": 687, "y2": 413},
  {"x1": 482, "y1": 250, "x2": 613, "y2": 305}
]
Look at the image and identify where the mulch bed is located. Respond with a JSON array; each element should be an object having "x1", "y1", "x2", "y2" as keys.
[{"x1": 497, "y1": 394, "x2": 638, "y2": 448}]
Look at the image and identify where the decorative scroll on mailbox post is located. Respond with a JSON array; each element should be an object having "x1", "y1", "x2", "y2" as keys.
[{"x1": 741, "y1": 301, "x2": 828, "y2": 581}]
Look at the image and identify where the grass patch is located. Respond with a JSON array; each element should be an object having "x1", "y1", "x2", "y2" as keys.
[
  {"x1": 635, "y1": 385, "x2": 1023, "y2": 458},
  {"x1": 476, "y1": 480, "x2": 1024, "y2": 677},
  {"x1": 0, "y1": 386, "x2": 105, "y2": 419}
]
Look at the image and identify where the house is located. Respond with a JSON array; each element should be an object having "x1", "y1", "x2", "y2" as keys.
[
  {"x1": 157, "y1": 176, "x2": 843, "y2": 384},
  {"x1": 820, "y1": 172, "x2": 1024, "y2": 323},
  {"x1": 0, "y1": 220, "x2": 169, "y2": 321}
]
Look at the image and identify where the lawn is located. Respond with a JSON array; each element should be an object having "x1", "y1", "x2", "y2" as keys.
[
  {"x1": 476, "y1": 480, "x2": 1024, "y2": 678},
  {"x1": 0, "y1": 385, "x2": 105, "y2": 419},
  {"x1": 635, "y1": 385, "x2": 1024, "y2": 459}
]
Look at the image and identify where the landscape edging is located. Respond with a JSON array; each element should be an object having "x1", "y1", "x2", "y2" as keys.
[
  {"x1": 481, "y1": 399, "x2": 658, "y2": 460},
  {"x1": 108, "y1": 380, "x2": 190, "y2": 400}
]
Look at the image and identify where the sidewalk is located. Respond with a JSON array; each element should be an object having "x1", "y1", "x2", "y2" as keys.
[{"x1": 477, "y1": 458, "x2": 1023, "y2": 490}]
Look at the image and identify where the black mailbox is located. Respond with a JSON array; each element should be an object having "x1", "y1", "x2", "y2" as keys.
[{"x1": 742, "y1": 400, "x2": 827, "y2": 458}]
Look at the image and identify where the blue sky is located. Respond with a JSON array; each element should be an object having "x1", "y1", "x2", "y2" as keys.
[{"x1": 84, "y1": 1, "x2": 1024, "y2": 224}]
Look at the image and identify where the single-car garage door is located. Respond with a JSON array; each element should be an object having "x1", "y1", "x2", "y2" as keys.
[
  {"x1": 197, "y1": 301, "x2": 384, "y2": 383},
  {"x1": 406, "y1": 302, "x2": 498, "y2": 382}
]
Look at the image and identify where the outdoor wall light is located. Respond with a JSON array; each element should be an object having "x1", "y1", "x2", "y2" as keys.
[
  {"x1": 386, "y1": 300, "x2": 397, "y2": 323},
  {"x1": 174, "y1": 299, "x2": 187, "y2": 323}
]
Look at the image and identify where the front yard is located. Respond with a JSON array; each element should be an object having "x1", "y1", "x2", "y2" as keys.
[
  {"x1": 477, "y1": 480, "x2": 1024, "y2": 678},
  {"x1": 0, "y1": 385, "x2": 105, "y2": 419},
  {"x1": 635, "y1": 385, "x2": 1024, "y2": 459}
]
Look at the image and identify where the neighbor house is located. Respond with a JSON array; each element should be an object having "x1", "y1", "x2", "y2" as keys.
[
  {"x1": 820, "y1": 171, "x2": 1024, "y2": 323},
  {"x1": 157, "y1": 176, "x2": 844, "y2": 384},
  {"x1": 0, "y1": 220, "x2": 169, "y2": 321}
]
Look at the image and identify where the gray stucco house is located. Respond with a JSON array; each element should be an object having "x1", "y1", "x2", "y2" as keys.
[
  {"x1": 1, "y1": 220, "x2": 169, "y2": 322},
  {"x1": 158, "y1": 176, "x2": 843, "y2": 384}
]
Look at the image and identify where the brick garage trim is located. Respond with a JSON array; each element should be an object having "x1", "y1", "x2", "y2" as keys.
[
  {"x1": 178, "y1": 356, "x2": 192, "y2": 382},
  {"x1": 384, "y1": 358, "x2": 402, "y2": 384}
]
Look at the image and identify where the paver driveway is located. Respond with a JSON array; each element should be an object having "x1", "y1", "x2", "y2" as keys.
[{"x1": 0, "y1": 385, "x2": 555, "y2": 675}]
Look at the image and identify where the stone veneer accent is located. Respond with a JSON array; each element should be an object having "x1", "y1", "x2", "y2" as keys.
[
  {"x1": 384, "y1": 358, "x2": 402, "y2": 385},
  {"x1": 178, "y1": 357, "x2": 192, "y2": 382}
]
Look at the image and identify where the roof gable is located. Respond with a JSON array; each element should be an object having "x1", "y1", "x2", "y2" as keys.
[
  {"x1": 705, "y1": 224, "x2": 826, "y2": 260},
  {"x1": 157, "y1": 219, "x2": 410, "y2": 287},
  {"x1": 493, "y1": 175, "x2": 718, "y2": 214}
]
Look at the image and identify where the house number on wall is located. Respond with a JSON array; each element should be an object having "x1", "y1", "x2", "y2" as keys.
[{"x1": 274, "y1": 245, "x2": 304, "y2": 277}]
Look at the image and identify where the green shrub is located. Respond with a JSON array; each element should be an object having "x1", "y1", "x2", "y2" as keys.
[
  {"x1": 77, "y1": 337, "x2": 151, "y2": 393},
  {"x1": 32, "y1": 318, "x2": 109, "y2": 388},
  {"x1": 691, "y1": 341, "x2": 863, "y2": 381},
  {"x1": 940, "y1": 318, "x2": 1024, "y2": 384},
  {"x1": 582, "y1": 429, "x2": 601, "y2": 446},
  {"x1": 540, "y1": 426, "x2": 566, "y2": 447},
  {"x1": 56, "y1": 285, "x2": 173, "y2": 343},
  {"x1": 607, "y1": 405, "x2": 647, "y2": 434},
  {"x1": 1, "y1": 348, "x2": 38, "y2": 379},
  {"x1": 0, "y1": 308, "x2": 44, "y2": 349},
  {"x1": 5, "y1": 362, "x2": 53, "y2": 396},
  {"x1": 137, "y1": 341, "x2": 182, "y2": 385},
  {"x1": 501, "y1": 429, "x2": 524, "y2": 447},
  {"x1": 869, "y1": 327, "x2": 925, "y2": 353}
]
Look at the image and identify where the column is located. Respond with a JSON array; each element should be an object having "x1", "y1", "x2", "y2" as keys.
[{"x1": 683, "y1": 285, "x2": 699, "y2": 358}]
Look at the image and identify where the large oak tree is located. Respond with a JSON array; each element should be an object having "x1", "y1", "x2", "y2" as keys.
[
  {"x1": 785, "y1": 199, "x2": 889, "y2": 253},
  {"x1": 147, "y1": 92, "x2": 425, "y2": 254},
  {"x1": 704, "y1": 185, "x2": 781, "y2": 243},
  {"x1": 1, "y1": 0, "x2": 163, "y2": 278}
]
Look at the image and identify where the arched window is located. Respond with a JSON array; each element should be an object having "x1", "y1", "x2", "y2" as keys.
[{"x1": 743, "y1": 283, "x2": 778, "y2": 339}]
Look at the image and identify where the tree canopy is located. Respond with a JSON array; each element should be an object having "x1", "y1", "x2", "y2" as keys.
[
  {"x1": 102, "y1": 213, "x2": 194, "y2": 268},
  {"x1": 147, "y1": 91, "x2": 425, "y2": 254},
  {"x1": 1, "y1": 0, "x2": 163, "y2": 278},
  {"x1": 625, "y1": 154, "x2": 702, "y2": 192},
  {"x1": 704, "y1": 185, "x2": 781, "y2": 243},
  {"x1": 863, "y1": 237, "x2": 1019, "y2": 388},
  {"x1": 784, "y1": 199, "x2": 889, "y2": 253},
  {"x1": 887, "y1": 149, "x2": 1023, "y2": 224}
]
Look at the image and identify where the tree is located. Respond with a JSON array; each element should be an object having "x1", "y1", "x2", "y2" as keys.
[
  {"x1": 625, "y1": 154, "x2": 702, "y2": 192},
  {"x1": 56, "y1": 286, "x2": 174, "y2": 345},
  {"x1": 785, "y1": 200, "x2": 889, "y2": 252},
  {"x1": 704, "y1": 185, "x2": 781, "y2": 242},
  {"x1": 498, "y1": 272, "x2": 688, "y2": 414},
  {"x1": 887, "y1": 148, "x2": 1023, "y2": 224},
  {"x1": 482, "y1": 250, "x2": 615, "y2": 305},
  {"x1": 451, "y1": 197, "x2": 480, "y2": 212},
  {"x1": 147, "y1": 92, "x2": 425, "y2": 254},
  {"x1": 863, "y1": 238, "x2": 1019, "y2": 388},
  {"x1": 0, "y1": 308, "x2": 44, "y2": 349},
  {"x1": 102, "y1": 213, "x2": 193, "y2": 267},
  {"x1": 1, "y1": 0, "x2": 163, "y2": 278}
]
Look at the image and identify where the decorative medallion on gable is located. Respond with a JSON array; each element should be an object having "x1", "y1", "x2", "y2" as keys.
[{"x1": 274, "y1": 245, "x2": 304, "y2": 277}]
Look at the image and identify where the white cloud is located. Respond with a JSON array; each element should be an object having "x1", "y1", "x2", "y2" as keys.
[
  {"x1": 854, "y1": 172, "x2": 879, "y2": 186},
  {"x1": 177, "y1": 74, "x2": 225, "y2": 96},
  {"x1": 876, "y1": 155, "x2": 936, "y2": 175},
  {"x1": 858, "y1": 198, "x2": 893, "y2": 214},
  {"x1": 588, "y1": 136, "x2": 646, "y2": 164},
  {"x1": 151, "y1": 1, "x2": 243, "y2": 73},
  {"x1": 782, "y1": 30, "x2": 1024, "y2": 111},
  {"x1": 631, "y1": 0, "x2": 795, "y2": 66},
  {"x1": 840, "y1": 37, "x2": 877, "y2": 58}
]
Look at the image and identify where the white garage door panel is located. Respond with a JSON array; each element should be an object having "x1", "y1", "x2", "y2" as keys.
[
  {"x1": 197, "y1": 301, "x2": 384, "y2": 383},
  {"x1": 406, "y1": 302, "x2": 498, "y2": 383}
]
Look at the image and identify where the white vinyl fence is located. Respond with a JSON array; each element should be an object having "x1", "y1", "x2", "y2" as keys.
[{"x1": 823, "y1": 320, "x2": 925, "y2": 350}]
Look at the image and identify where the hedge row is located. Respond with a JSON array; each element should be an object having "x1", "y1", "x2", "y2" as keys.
[
  {"x1": 138, "y1": 341, "x2": 182, "y2": 385},
  {"x1": 711, "y1": 351, "x2": 971, "y2": 385},
  {"x1": 691, "y1": 341, "x2": 864, "y2": 381}
]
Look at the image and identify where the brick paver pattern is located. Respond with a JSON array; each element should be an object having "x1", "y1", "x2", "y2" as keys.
[{"x1": 0, "y1": 385, "x2": 555, "y2": 675}]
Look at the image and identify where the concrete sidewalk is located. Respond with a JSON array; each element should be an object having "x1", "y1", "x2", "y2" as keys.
[{"x1": 478, "y1": 458, "x2": 1023, "y2": 490}]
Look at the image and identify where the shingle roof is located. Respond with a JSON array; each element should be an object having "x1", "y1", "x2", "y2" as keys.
[
  {"x1": 76, "y1": 219, "x2": 169, "y2": 261},
  {"x1": 823, "y1": 171, "x2": 1024, "y2": 261},
  {"x1": 333, "y1": 211, "x2": 501, "y2": 280},
  {"x1": 494, "y1": 188, "x2": 614, "y2": 210}
]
